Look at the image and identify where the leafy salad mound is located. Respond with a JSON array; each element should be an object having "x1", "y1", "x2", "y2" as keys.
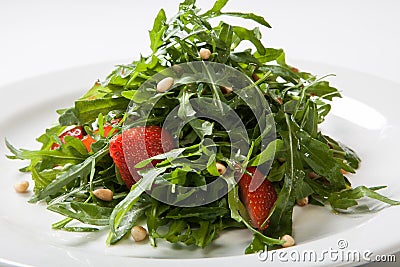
[{"x1": 6, "y1": 0, "x2": 400, "y2": 254}]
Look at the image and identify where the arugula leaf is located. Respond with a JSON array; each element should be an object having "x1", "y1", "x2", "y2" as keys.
[
  {"x1": 149, "y1": 9, "x2": 167, "y2": 53},
  {"x1": 202, "y1": 0, "x2": 229, "y2": 16},
  {"x1": 249, "y1": 139, "x2": 283, "y2": 166},
  {"x1": 73, "y1": 97, "x2": 129, "y2": 125},
  {"x1": 232, "y1": 26, "x2": 266, "y2": 55},
  {"x1": 223, "y1": 12, "x2": 271, "y2": 28},
  {"x1": 107, "y1": 202, "x2": 151, "y2": 245},
  {"x1": 245, "y1": 235, "x2": 266, "y2": 254},
  {"x1": 329, "y1": 186, "x2": 400, "y2": 210},
  {"x1": 266, "y1": 115, "x2": 304, "y2": 238},
  {"x1": 6, "y1": 139, "x2": 85, "y2": 162},
  {"x1": 166, "y1": 206, "x2": 228, "y2": 220},
  {"x1": 30, "y1": 145, "x2": 109, "y2": 202},
  {"x1": 306, "y1": 81, "x2": 341, "y2": 100},
  {"x1": 109, "y1": 168, "x2": 167, "y2": 235},
  {"x1": 296, "y1": 130, "x2": 346, "y2": 190},
  {"x1": 254, "y1": 48, "x2": 284, "y2": 63},
  {"x1": 58, "y1": 108, "x2": 80, "y2": 126},
  {"x1": 63, "y1": 136, "x2": 88, "y2": 156},
  {"x1": 48, "y1": 202, "x2": 113, "y2": 226}
]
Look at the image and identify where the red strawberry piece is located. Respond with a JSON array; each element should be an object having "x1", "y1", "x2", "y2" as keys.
[
  {"x1": 101, "y1": 118, "x2": 121, "y2": 137},
  {"x1": 238, "y1": 167, "x2": 277, "y2": 230},
  {"x1": 82, "y1": 119, "x2": 121, "y2": 152},
  {"x1": 109, "y1": 126, "x2": 174, "y2": 188},
  {"x1": 102, "y1": 124, "x2": 115, "y2": 137},
  {"x1": 51, "y1": 126, "x2": 84, "y2": 150},
  {"x1": 82, "y1": 135, "x2": 96, "y2": 151}
]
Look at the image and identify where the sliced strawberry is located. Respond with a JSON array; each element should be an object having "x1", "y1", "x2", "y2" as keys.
[
  {"x1": 51, "y1": 126, "x2": 84, "y2": 150},
  {"x1": 109, "y1": 126, "x2": 174, "y2": 188},
  {"x1": 102, "y1": 119, "x2": 121, "y2": 137},
  {"x1": 82, "y1": 119, "x2": 121, "y2": 152},
  {"x1": 82, "y1": 135, "x2": 96, "y2": 151},
  {"x1": 238, "y1": 167, "x2": 277, "y2": 230}
]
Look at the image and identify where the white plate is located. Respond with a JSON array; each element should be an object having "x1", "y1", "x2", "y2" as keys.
[{"x1": 0, "y1": 61, "x2": 399, "y2": 267}]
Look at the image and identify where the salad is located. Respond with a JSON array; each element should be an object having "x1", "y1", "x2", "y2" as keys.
[{"x1": 6, "y1": 0, "x2": 399, "y2": 254}]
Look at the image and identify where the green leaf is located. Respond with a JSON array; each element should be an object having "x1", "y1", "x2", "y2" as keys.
[
  {"x1": 306, "y1": 81, "x2": 341, "y2": 100},
  {"x1": 329, "y1": 186, "x2": 400, "y2": 210},
  {"x1": 267, "y1": 162, "x2": 286, "y2": 182},
  {"x1": 149, "y1": 9, "x2": 167, "y2": 52},
  {"x1": 80, "y1": 82, "x2": 114, "y2": 100},
  {"x1": 162, "y1": 168, "x2": 189, "y2": 186},
  {"x1": 109, "y1": 168, "x2": 167, "y2": 235},
  {"x1": 202, "y1": 0, "x2": 229, "y2": 16},
  {"x1": 180, "y1": 0, "x2": 196, "y2": 10},
  {"x1": 294, "y1": 180, "x2": 314, "y2": 200},
  {"x1": 30, "y1": 145, "x2": 109, "y2": 202},
  {"x1": 158, "y1": 220, "x2": 187, "y2": 243},
  {"x1": 232, "y1": 26, "x2": 266, "y2": 55},
  {"x1": 266, "y1": 115, "x2": 304, "y2": 238},
  {"x1": 134, "y1": 147, "x2": 186, "y2": 169},
  {"x1": 177, "y1": 89, "x2": 196, "y2": 119},
  {"x1": 190, "y1": 221, "x2": 214, "y2": 248},
  {"x1": 230, "y1": 50, "x2": 261, "y2": 66},
  {"x1": 107, "y1": 202, "x2": 151, "y2": 245},
  {"x1": 60, "y1": 227, "x2": 99, "y2": 232},
  {"x1": 58, "y1": 108, "x2": 79, "y2": 126},
  {"x1": 249, "y1": 139, "x2": 283, "y2": 166},
  {"x1": 5, "y1": 139, "x2": 85, "y2": 165},
  {"x1": 32, "y1": 167, "x2": 62, "y2": 192},
  {"x1": 223, "y1": 12, "x2": 271, "y2": 28},
  {"x1": 300, "y1": 100, "x2": 318, "y2": 138},
  {"x1": 296, "y1": 131, "x2": 346, "y2": 190},
  {"x1": 262, "y1": 65, "x2": 299, "y2": 84},
  {"x1": 48, "y1": 202, "x2": 113, "y2": 226},
  {"x1": 216, "y1": 23, "x2": 233, "y2": 63},
  {"x1": 166, "y1": 207, "x2": 228, "y2": 220},
  {"x1": 245, "y1": 235, "x2": 266, "y2": 254},
  {"x1": 337, "y1": 141, "x2": 361, "y2": 169},
  {"x1": 145, "y1": 200, "x2": 170, "y2": 246},
  {"x1": 189, "y1": 119, "x2": 214, "y2": 139},
  {"x1": 253, "y1": 48, "x2": 284, "y2": 64},
  {"x1": 63, "y1": 136, "x2": 88, "y2": 156},
  {"x1": 74, "y1": 97, "x2": 129, "y2": 125},
  {"x1": 121, "y1": 90, "x2": 136, "y2": 100}
]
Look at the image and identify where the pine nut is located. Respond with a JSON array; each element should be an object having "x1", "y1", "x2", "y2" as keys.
[
  {"x1": 281, "y1": 234, "x2": 295, "y2": 248},
  {"x1": 156, "y1": 77, "x2": 174, "y2": 93},
  {"x1": 199, "y1": 48, "x2": 212, "y2": 60},
  {"x1": 131, "y1": 225, "x2": 147, "y2": 242},
  {"x1": 93, "y1": 188, "x2": 113, "y2": 201},
  {"x1": 220, "y1": 86, "x2": 233, "y2": 95},
  {"x1": 216, "y1": 162, "x2": 227, "y2": 175},
  {"x1": 296, "y1": 196, "x2": 309, "y2": 206},
  {"x1": 14, "y1": 180, "x2": 29, "y2": 193}
]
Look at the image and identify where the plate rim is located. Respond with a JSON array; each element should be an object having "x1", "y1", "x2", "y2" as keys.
[{"x1": 1, "y1": 60, "x2": 400, "y2": 267}]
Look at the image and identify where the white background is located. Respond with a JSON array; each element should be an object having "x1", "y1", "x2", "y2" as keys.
[
  {"x1": 1, "y1": 0, "x2": 400, "y2": 86},
  {"x1": 0, "y1": 0, "x2": 399, "y2": 266}
]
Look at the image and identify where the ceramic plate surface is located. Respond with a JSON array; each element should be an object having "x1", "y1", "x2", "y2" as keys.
[{"x1": 0, "y1": 61, "x2": 399, "y2": 267}]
